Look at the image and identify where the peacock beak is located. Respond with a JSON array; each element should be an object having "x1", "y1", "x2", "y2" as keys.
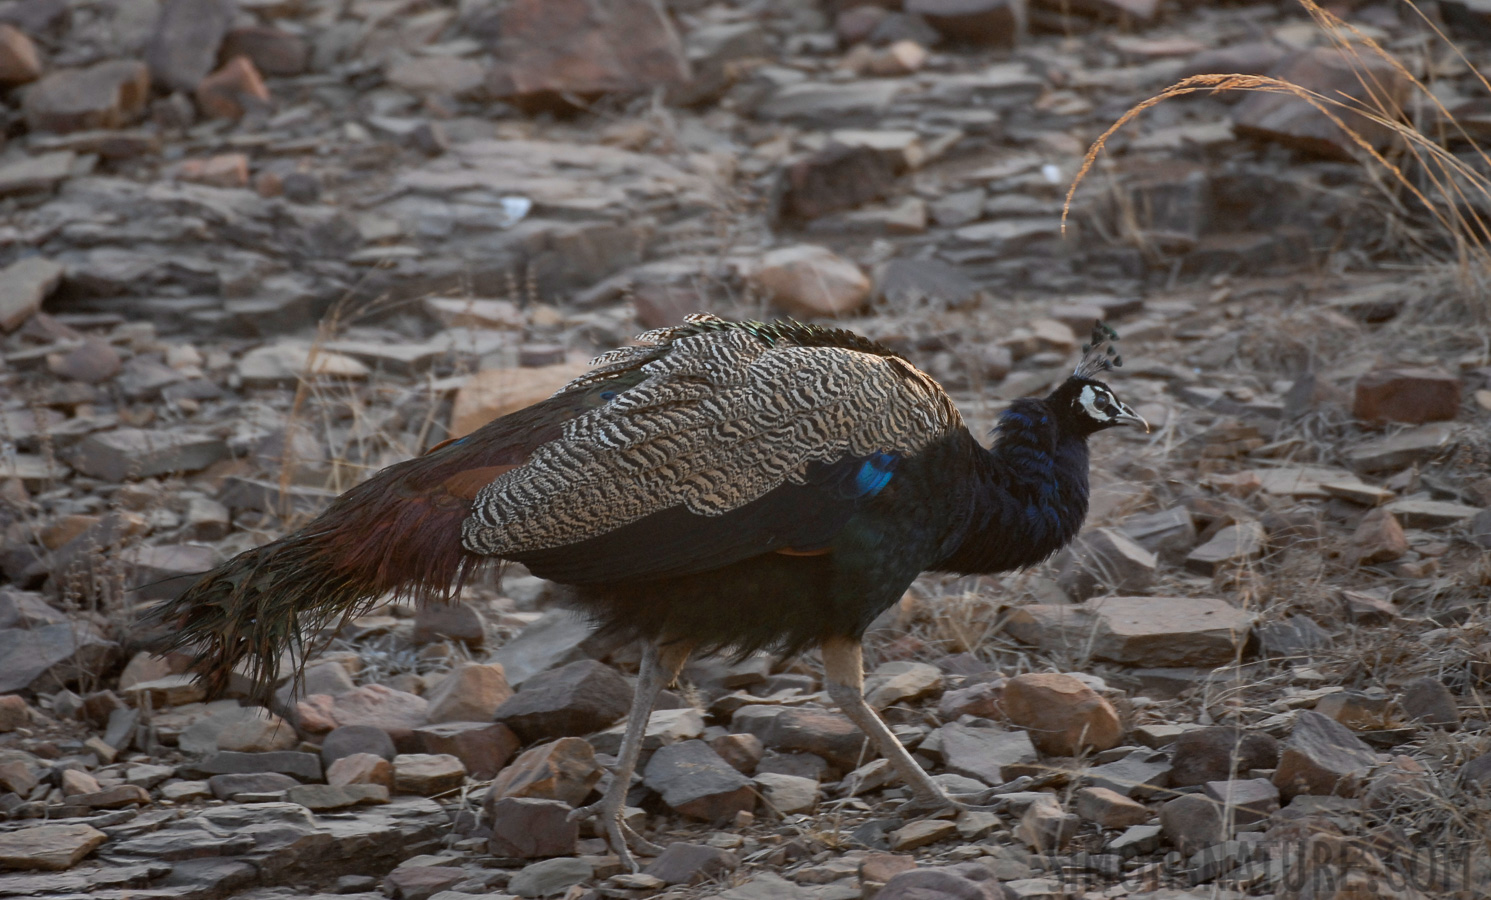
[{"x1": 1114, "y1": 404, "x2": 1149, "y2": 433}]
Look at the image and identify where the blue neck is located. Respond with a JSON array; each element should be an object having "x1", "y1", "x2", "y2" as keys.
[{"x1": 935, "y1": 399, "x2": 1091, "y2": 574}]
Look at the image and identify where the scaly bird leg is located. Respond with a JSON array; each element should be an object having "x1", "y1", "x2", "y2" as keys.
[
  {"x1": 569, "y1": 641, "x2": 691, "y2": 873},
  {"x1": 822, "y1": 636, "x2": 983, "y2": 813}
]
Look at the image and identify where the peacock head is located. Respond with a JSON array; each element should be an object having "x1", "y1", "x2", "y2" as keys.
[{"x1": 1049, "y1": 322, "x2": 1148, "y2": 437}]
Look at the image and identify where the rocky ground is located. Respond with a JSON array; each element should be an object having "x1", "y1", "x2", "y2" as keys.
[{"x1": 3, "y1": 0, "x2": 1491, "y2": 898}]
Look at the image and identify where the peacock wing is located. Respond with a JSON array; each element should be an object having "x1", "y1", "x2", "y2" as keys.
[{"x1": 461, "y1": 324, "x2": 962, "y2": 580}]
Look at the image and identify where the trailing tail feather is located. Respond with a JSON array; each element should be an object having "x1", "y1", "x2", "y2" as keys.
[{"x1": 146, "y1": 401, "x2": 572, "y2": 700}]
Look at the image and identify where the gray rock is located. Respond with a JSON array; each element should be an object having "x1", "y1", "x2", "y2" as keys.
[
  {"x1": 1383, "y1": 498, "x2": 1482, "y2": 529},
  {"x1": 490, "y1": 609, "x2": 593, "y2": 687},
  {"x1": 879, "y1": 861, "x2": 1010, "y2": 900},
  {"x1": 1184, "y1": 520, "x2": 1266, "y2": 575},
  {"x1": 1084, "y1": 748, "x2": 1172, "y2": 799},
  {"x1": 0, "y1": 623, "x2": 116, "y2": 694},
  {"x1": 0, "y1": 254, "x2": 61, "y2": 332},
  {"x1": 1056, "y1": 527, "x2": 1157, "y2": 600},
  {"x1": 729, "y1": 706, "x2": 869, "y2": 769},
  {"x1": 1116, "y1": 506, "x2": 1197, "y2": 565},
  {"x1": 1272, "y1": 710, "x2": 1376, "y2": 800},
  {"x1": 208, "y1": 772, "x2": 299, "y2": 800},
  {"x1": 644, "y1": 841, "x2": 741, "y2": 885},
  {"x1": 939, "y1": 722, "x2": 1037, "y2": 786},
  {"x1": 415, "y1": 721, "x2": 521, "y2": 780},
  {"x1": 1399, "y1": 677, "x2": 1459, "y2": 730},
  {"x1": 70, "y1": 428, "x2": 229, "y2": 481},
  {"x1": 508, "y1": 856, "x2": 593, "y2": 898},
  {"x1": 1167, "y1": 727, "x2": 1278, "y2": 787},
  {"x1": 1201, "y1": 778, "x2": 1279, "y2": 825},
  {"x1": 287, "y1": 783, "x2": 388, "y2": 811},
  {"x1": 22, "y1": 60, "x2": 150, "y2": 133},
  {"x1": 492, "y1": 659, "x2": 631, "y2": 743},
  {"x1": 0, "y1": 151, "x2": 75, "y2": 197},
  {"x1": 145, "y1": 0, "x2": 234, "y2": 93},
  {"x1": 643, "y1": 740, "x2": 755, "y2": 822},
  {"x1": 759, "y1": 81, "x2": 905, "y2": 124},
  {"x1": 1346, "y1": 422, "x2": 1456, "y2": 473},
  {"x1": 1158, "y1": 793, "x2": 1224, "y2": 857},
  {"x1": 185, "y1": 750, "x2": 323, "y2": 782}
]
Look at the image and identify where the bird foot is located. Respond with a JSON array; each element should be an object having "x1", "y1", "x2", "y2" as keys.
[{"x1": 568, "y1": 800, "x2": 662, "y2": 873}]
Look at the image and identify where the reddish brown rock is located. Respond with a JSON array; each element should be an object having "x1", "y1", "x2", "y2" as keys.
[
  {"x1": 424, "y1": 663, "x2": 510, "y2": 723},
  {"x1": 1352, "y1": 366, "x2": 1461, "y2": 425},
  {"x1": 906, "y1": 0, "x2": 1024, "y2": 47},
  {"x1": 23, "y1": 60, "x2": 150, "y2": 133},
  {"x1": 0, "y1": 24, "x2": 42, "y2": 85},
  {"x1": 1075, "y1": 786, "x2": 1152, "y2": 829},
  {"x1": 416, "y1": 722, "x2": 520, "y2": 780},
  {"x1": 326, "y1": 752, "x2": 395, "y2": 789},
  {"x1": 1233, "y1": 47, "x2": 1413, "y2": 159},
  {"x1": 220, "y1": 26, "x2": 309, "y2": 77},
  {"x1": 486, "y1": 737, "x2": 602, "y2": 806},
  {"x1": 493, "y1": 659, "x2": 630, "y2": 743},
  {"x1": 488, "y1": 797, "x2": 579, "y2": 858},
  {"x1": 0, "y1": 694, "x2": 31, "y2": 731},
  {"x1": 178, "y1": 154, "x2": 249, "y2": 188},
  {"x1": 484, "y1": 0, "x2": 690, "y2": 107},
  {"x1": 383, "y1": 866, "x2": 464, "y2": 900},
  {"x1": 450, "y1": 362, "x2": 591, "y2": 438},
  {"x1": 937, "y1": 678, "x2": 1006, "y2": 721},
  {"x1": 0, "y1": 823, "x2": 107, "y2": 870},
  {"x1": 1001, "y1": 673, "x2": 1123, "y2": 757},
  {"x1": 196, "y1": 57, "x2": 270, "y2": 120},
  {"x1": 46, "y1": 336, "x2": 120, "y2": 384},
  {"x1": 644, "y1": 842, "x2": 741, "y2": 886},
  {"x1": 393, "y1": 753, "x2": 466, "y2": 795}
]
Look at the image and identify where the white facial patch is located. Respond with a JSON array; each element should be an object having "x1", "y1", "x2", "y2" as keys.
[{"x1": 1078, "y1": 384, "x2": 1115, "y2": 421}]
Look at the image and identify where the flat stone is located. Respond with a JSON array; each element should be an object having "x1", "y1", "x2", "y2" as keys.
[
  {"x1": 1383, "y1": 498, "x2": 1482, "y2": 529},
  {"x1": 874, "y1": 257, "x2": 984, "y2": 310},
  {"x1": 492, "y1": 659, "x2": 630, "y2": 743},
  {"x1": 1075, "y1": 786, "x2": 1152, "y2": 829},
  {"x1": 393, "y1": 754, "x2": 466, "y2": 796},
  {"x1": 643, "y1": 740, "x2": 755, "y2": 821},
  {"x1": 236, "y1": 341, "x2": 371, "y2": 387},
  {"x1": 0, "y1": 823, "x2": 107, "y2": 870},
  {"x1": 1016, "y1": 796, "x2": 1079, "y2": 852},
  {"x1": 208, "y1": 771, "x2": 299, "y2": 799},
  {"x1": 1272, "y1": 710, "x2": 1376, "y2": 800},
  {"x1": 939, "y1": 722, "x2": 1038, "y2": 784},
  {"x1": 1201, "y1": 778, "x2": 1279, "y2": 825},
  {"x1": 288, "y1": 783, "x2": 389, "y2": 811},
  {"x1": 0, "y1": 256, "x2": 64, "y2": 332},
  {"x1": 865, "y1": 661, "x2": 944, "y2": 709},
  {"x1": 775, "y1": 142, "x2": 897, "y2": 222},
  {"x1": 889, "y1": 819, "x2": 959, "y2": 851},
  {"x1": 644, "y1": 841, "x2": 740, "y2": 885},
  {"x1": 0, "y1": 151, "x2": 75, "y2": 196},
  {"x1": 412, "y1": 603, "x2": 486, "y2": 647},
  {"x1": 1234, "y1": 47, "x2": 1411, "y2": 158},
  {"x1": 186, "y1": 750, "x2": 323, "y2": 782},
  {"x1": 124, "y1": 673, "x2": 206, "y2": 707},
  {"x1": 414, "y1": 721, "x2": 520, "y2": 780},
  {"x1": 1184, "y1": 521, "x2": 1266, "y2": 575},
  {"x1": 730, "y1": 706, "x2": 868, "y2": 769},
  {"x1": 508, "y1": 856, "x2": 593, "y2": 899},
  {"x1": 487, "y1": 797, "x2": 578, "y2": 858},
  {"x1": 1056, "y1": 527, "x2": 1157, "y2": 600},
  {"x1": 1004, "y1": 596, "x2": 1255, "y2": 667},
  {"x1": 879, "y1": 863, "x2": 1008, "y2": 900},
  {"x1": 386, "y1": 56, "x2": 485, "y2": 97},
  {"x1": 588, "y1": 707, "x2": 706, "y2": 755},
  {"x1": 486, "y1": 736, "x2": 602, "y2": 806},
  {"x1": 70, "y1": 428, "x2": 229, "y2": 481},
  {"x1": 1346, "y1": 422, "x2": 1456, "y2": 473},
  {"x1": 1082, "y1": 748, "x2": 1171, "y2": 798},
  {"x1": 1108, "y1": 822, "x2": 1163, "y2": 855},
  {"x1": 758, "y1": 80, "x2": 905, "y2": 123}
]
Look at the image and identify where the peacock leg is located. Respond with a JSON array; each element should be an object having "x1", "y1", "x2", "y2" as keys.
[
  {"x1": 569, "y1": 640, "x2": 691, "y2": 873},
  {"x1": 822, "y1": 636, "x2": 977, "y2": 812}
]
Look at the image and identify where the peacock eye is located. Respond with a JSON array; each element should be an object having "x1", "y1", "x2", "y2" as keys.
[{"x1": 600, "y1": 390, "x2": 617, "y2": 401}]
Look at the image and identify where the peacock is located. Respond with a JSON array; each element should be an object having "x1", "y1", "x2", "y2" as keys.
[{"x1": 149, "y1": 314, "x2": 1146, "y2": 870}]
